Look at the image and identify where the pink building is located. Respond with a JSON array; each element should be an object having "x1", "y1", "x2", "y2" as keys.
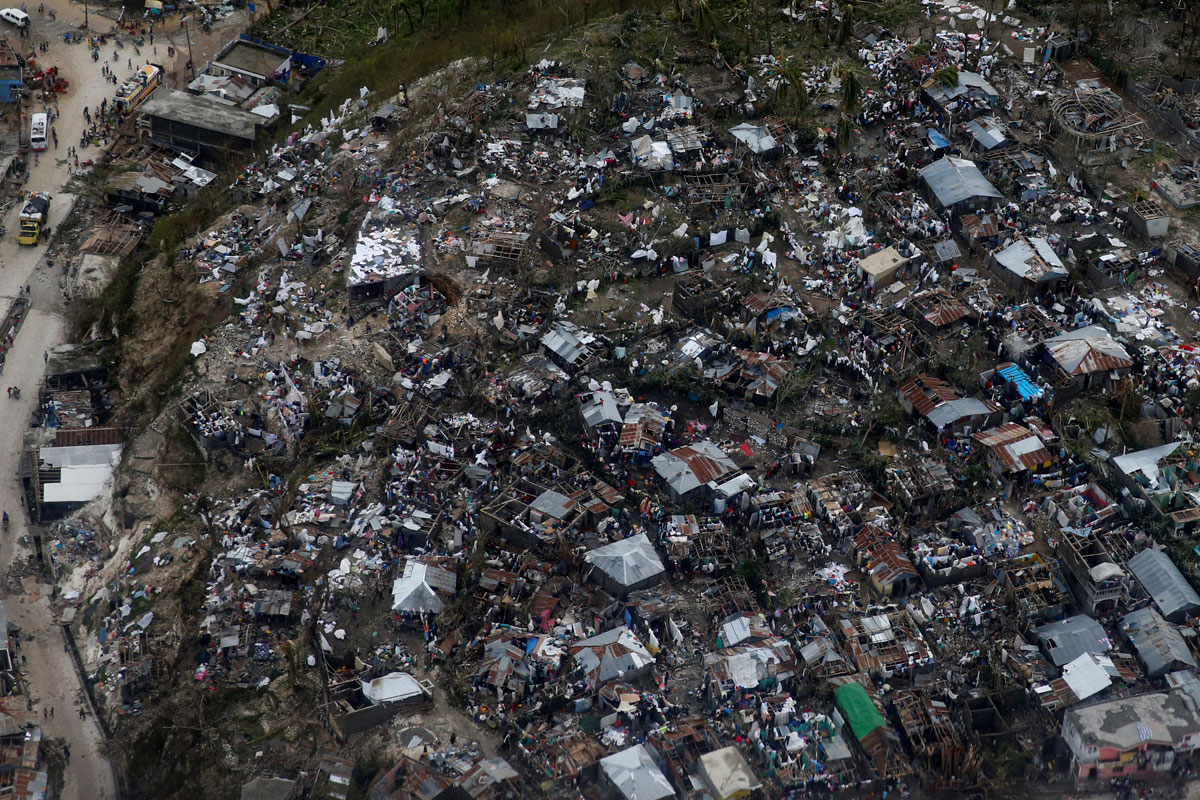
[{"x1": 1062, "y1": 686, "x2": 1200, "y2": 782}]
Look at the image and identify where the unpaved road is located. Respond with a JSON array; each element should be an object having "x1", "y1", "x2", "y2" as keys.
[{"x1": 0, "y1": 3, "x2": 243, "y2": 799}]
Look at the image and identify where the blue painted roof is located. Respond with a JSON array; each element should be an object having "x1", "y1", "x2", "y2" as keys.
[{"x1": 997, "y1": 362, "x2": 1043, "y2": 400}]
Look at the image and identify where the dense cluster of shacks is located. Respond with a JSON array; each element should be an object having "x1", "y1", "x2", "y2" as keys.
[{"x1": 41, "y1": 2, "x2": 1200, "y2": 800}]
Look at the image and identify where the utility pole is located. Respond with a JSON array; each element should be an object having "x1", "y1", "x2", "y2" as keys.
[{"x1": 184, "y1": 20, "x2": 194, "y2": 82}]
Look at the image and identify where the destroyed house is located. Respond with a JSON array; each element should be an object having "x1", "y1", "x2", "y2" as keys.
[
  {"x1": 897, "y1": 374, "x2": 958, "y2": 418},
  {"x1": 1110, "y1": 443, "x2": 1200, "y2": 533},
  {"x1": 907, "y1": 289, "x2": 970, "y2": 331},
  {"x1": 971, "y1": 423, "x2": 1052, "y2": 476},
  {"x1": 741, "y1": 291, "x2": 805, "y2": 331},
  {"x1": 707, "y1": 349, "x2": 790, "y2": 405},
  {"x1": 704, "y1": 636, "x2": 798, "y2": 697},
  {"x1": 106, "y1": 170, "x2": 174, "y2": 214},
  {"x1": 1001, "y1": 302, "x2": 1065, "y2": 362},
  {"x1": 1126, "y1": 197, "x2": 1170, "y2": 242},
  {"x1": 368, "y1": 755, "x2": 520, "y2": 800},
  {"x1": 892, "y1": 690, "x2": 981, "y2": 787},
  {"x1": 569, "y1": 626, "x2": 654, "y2": 689},
  {"x1": 887, "y1": 459, "x2": 956, "y2": 515},
  {"x1": 834, "y1": 681, "x2": 908, "y2": 779},
  {"x1": 1047, "y1": 482, "x2": 1128, "y2": 536},
  {"x1": 799, "y1": 636, "x2": 852, "y2": 679},
  {"x1": 618, "y1": 402, "x2": 669, "y2": 457},
  {"x1": 911, "y1": 532, "x2": 985, "y2": 587},
  {"x1": 853, "y1": 526, "x2": 920, "y2": 597},
  {"x1": 808, "y1": 470, "x2": 888, "y2": 537},
  {"x1": 748, "y1": 490, "x2": 818, "y2": 560},
  {"x1": 959, "y1": 212, "x2": 1002, "y2": 250},
  {"x1": 838, "y1": 610, "x2": 934, "y2": 676},
  {"x1": 505, "y1": 354, "x2": 569, "y2": 403},
  {"x1": 1127, "y1": 547, "x2": 1200, "y2": 623},
  {"x1": 1042, "y1": 327, "x2": 1133, "y2": 391},
  {"x1": 347, "y1": 214, "x2": 422, "y2": 303},
  {"x1": 856, "y1": 308, "x2": 928, "y2": 371},
  {"x1": 986, "y1": 361, "x2": 1045, "y2": 403},
  {"x1": 987, "y1": 236, "x2": 1069, "y2": 296},
  {"x1": 995, "y1": 557, "x2": 1070, "y2": 624},
  {"x1": 465, "y1": 228, "x2": 529, "y2": 268},
  {"x1": 1057, "y1": 525, "x2": 1130, "y2": 618},
  {"x1": 660, "y1": 515, "x2": 732, "y2": 576},
  {"x1": 480, "y1": 479, "x2": 582, "y2": 549},
  {"x1": 924, "y1": 71, "x2": 999, "y2": 122},
  {"x1": 672, "y1": 274, "x2": 725, "y2": 325},
  {"x1": 651, "y1": 440, "x2": 739, "y2": 501}
]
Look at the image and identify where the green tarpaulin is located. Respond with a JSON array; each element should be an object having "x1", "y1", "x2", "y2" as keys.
[{"x1": 834, "y1": 682, "x2": 885, "y2": 741}]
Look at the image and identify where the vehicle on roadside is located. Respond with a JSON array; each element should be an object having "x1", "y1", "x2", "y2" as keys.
[{"x1": 0, "y1": 8, "x2": 29, "y2": 28}]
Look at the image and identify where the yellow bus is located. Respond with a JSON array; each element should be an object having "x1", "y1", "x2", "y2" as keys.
[{"x1": 114, "y1": 64, "x2": 162, "y2": 114}]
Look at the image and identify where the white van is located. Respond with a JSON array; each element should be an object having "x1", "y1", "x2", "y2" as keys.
[
  {"x1": 0, "y1": 9, "x2": 29, "y2": 28},
  {"x1": 29, "y1": 112, "x2": 45, "y2": 151}
]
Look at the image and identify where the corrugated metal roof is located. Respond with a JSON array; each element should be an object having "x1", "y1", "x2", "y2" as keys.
[
  {"x1": 1128, "y1": 548, "x2": 1200, "y2": 621},
  {"x1": 580, "y1": 390, "x2": 623, "y2": 430},
  {"x1": 529, "y1": 489, "x2": 578, "y2": 520},
  {"x1": 1121, "y1": 606, "x2": 1196, "y2": 676},
  {"x1": 925, "y1": 397, "x2": 997, "y2": 428},
  {"x1": 1045, "y1": 334, "x2": 1132, "y2": 375},
  {"x1": 992, "y1": 237, "x2": 1068, "y2": 282},
  {"x1": 584, "y1": 533, "x2": 665, "y2": 588},
  {"x1": 652, "y1": 440, "x2": 738, "y2": 495},
  {"x1": 599, "y1": 745, "x2": 675, "y2": 800},
  {"x1": 1033, "y1": 614, "x2": 1111, "y2": 667},
  {"x1": 963, "y1": 116, "x2": 1009, "y2": 150},
  {"x1": 911, "y1": 289, "x2": 967, "y2": 327},
  {"x1": 919, "y1": 156, "x2": 1002, "y2": 208},
  {"x1": 897, "y1": 374, "x2": 959, "y2": 416},
  {"x1": 54, "y1": 426, "x2": 124, "y2": 446},
  {"x1": 971, "y1": 423, "x2": 1051, "y2": 472}
]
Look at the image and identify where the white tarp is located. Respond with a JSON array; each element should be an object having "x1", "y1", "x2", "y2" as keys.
[{"x1": 361, "y1": 672, "x2": 424, "y2": 704}]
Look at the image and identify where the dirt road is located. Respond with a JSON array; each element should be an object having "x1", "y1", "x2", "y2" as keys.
[
  {"x1": 0, "y1": 4, "x2": 243, "y2": 799},
  {"x1": 0, "y1": 8, "x2": 122, "y2": 800}
]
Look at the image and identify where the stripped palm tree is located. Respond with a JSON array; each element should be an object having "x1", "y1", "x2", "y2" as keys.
[
  {"x1": 836, "y1": 61, "x2": 864, "y2": 153},
  {"x1": 835, "y1": 3, "x2": 854, "y2": 46},
  {"x1": 694, "y1": 0, "x2": 719, "y2": 42},
  {"x1": 774, "y1": 57, "x2": 810, "y2": 117}
]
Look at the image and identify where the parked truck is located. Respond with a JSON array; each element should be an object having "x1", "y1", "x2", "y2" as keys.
[{"x1": 17, "y1": 192, "x2": 49, "y2": 245}]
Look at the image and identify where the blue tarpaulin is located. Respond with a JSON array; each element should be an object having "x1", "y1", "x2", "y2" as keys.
[
  {"x1": 997, "y1": 362, "x2": 1043, "y2": 400},
  {"x1": 927, "y1": 128, "x2": 951, "y2": 149}
]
